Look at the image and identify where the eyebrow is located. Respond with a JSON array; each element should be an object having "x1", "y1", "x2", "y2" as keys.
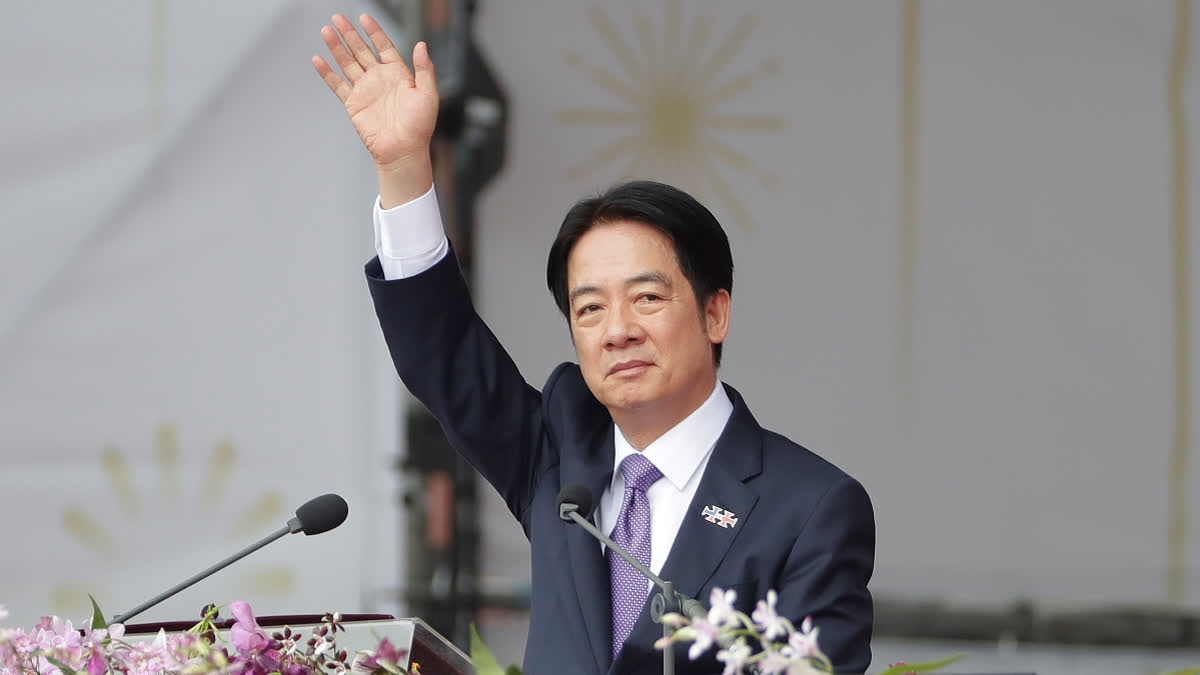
[{"x1": 568, "y1": 272, "x2": 674, "y2": 306}]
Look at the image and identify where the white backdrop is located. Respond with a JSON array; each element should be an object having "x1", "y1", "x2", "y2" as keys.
[
  {"x1": 2, "y1": 0, "x2": 1200, "y2": 659},
  {"x1": 468, "y1": 0, "x2": 1200, "y2": 616},
  {"x1": 0, "y1": 0, "x2": 403, "y2": 626}
]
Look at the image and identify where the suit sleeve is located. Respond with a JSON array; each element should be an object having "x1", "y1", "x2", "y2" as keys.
[
  {"x1": 776, "y1": 475, "x2": 875, "y2": 673},
  {"x1": 365, "y1": 249, "x2": 551, "y2": 521}
]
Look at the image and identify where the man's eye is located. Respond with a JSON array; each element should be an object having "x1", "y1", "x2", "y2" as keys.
[
  {"x1": 639, "y1": 294, "x2": 661, "y2": 303},
  {"x1": 578, "y1": 304, "x2": 600, "y2": 315}
]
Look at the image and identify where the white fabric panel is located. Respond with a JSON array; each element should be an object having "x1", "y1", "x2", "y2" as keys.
[
  {"x1": 469, "y1": 0, "x2": 1200, "y2": 610},
  {"x1": 0, "y1": 0, "x2": 403, "y2": 626}
]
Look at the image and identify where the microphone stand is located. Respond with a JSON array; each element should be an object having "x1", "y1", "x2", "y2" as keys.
[
  {"x1": 111, "y1": 518, "x2": 303, "y2": 625},
  {"x1": 559, "y1": 502, "x2": 706, "y2": 675}
]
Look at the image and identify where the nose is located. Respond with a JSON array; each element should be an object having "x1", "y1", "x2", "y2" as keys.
[{"x1": 603, "y1": 303, "x2": 645, "y2": 350}]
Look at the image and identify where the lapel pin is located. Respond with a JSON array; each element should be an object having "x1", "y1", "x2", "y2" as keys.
[{"x1": 701, "y1": 504, "x2": 738, "y2": 529}]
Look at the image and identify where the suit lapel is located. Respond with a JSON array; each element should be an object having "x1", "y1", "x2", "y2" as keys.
[
  {"x1": 618, "y1": 384, "x2": 764, "y2": 668},
  {"x1": 561, "y1": 423, "x2": 616, "y2": 673}
]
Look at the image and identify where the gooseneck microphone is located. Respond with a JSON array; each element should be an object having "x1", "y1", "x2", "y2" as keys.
[
  {"x1": 556, "y1": 485, "x2": 706, "y2": 675},
  {"x1": 290, "y1": 493, "x2": 349, "y2": 535},
  {"x1": 110, "y1": 493, "x2": 349, "y2": 625}
]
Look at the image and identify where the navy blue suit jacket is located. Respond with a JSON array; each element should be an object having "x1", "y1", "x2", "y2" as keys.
[{"x1": 366, "y1": 250, "x2": 875, "y2": 674}]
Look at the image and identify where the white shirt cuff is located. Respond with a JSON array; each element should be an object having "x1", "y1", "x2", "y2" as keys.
[{"x1": 372, "y1": 185, "x2": 449, "y2": 280}]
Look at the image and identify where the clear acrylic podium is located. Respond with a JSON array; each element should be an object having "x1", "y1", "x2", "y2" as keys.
[{"x1": 125, "y1": 613, "x2": 474, "y2": 674}]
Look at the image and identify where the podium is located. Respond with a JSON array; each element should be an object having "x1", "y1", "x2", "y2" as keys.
[{"x1": 125, "y1": 614, "x2": 474, "y2": 674}]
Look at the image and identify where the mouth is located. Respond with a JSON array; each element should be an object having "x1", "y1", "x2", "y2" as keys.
[{"x1": 608, "y1": 360, "x2": 652, "y2": 377}]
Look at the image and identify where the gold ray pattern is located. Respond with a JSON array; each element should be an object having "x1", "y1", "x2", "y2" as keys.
[
  {"x1": 233, "y1": 492, "x2": 287, "y2": 538},
  {"x1": 202, "y1": 438, "x2": 237, "y2": 502},
  {"x1": 698, "y1": 113, "x2": 786, "y2": 133},
  {"x1": 101, "y1": 444, "x2": 140, "y2": 518},
  {"x1": 689, "y1": 12, "x2": 757, "y2": 92},
  {"x1": 57, "y1": 425, "x2": 295, "y2": 616},
  {"x1": 567, "y1": 135, "x2": 644, "y2": 181},
  {"x1": 51, "y1": 583, "x2": 96, "y2": 617},
  {"x1": 562, "y1": 52, "x2": 641, "y2": 104},
  {"x1": 699, "y1": 132, "x2": 779, "y2": 190},
  {"x1": 237, "y1": 566, "x2": 297, "y2": 596},
  {"x1": 1167, "y1": 0, "x2": 1192, "y2": 606},
  {"x1": 62, "y1": 505, "x2": 117, "y2": 559},
  {"x1": 557, "y1": 109, "x2": 642, "y2": 127},
  {"x1": 155, "y1": 422, "x2": 180, "y2": 503},
  {"x1": 699, "y1": 60, "x2": 782, "y2": 105},
  {"x1": 560, "y1": 3, "x2": 785, "y2": 232},
  {"x1": 586, "y1": 6, "x2": 640, "y2": 80}
]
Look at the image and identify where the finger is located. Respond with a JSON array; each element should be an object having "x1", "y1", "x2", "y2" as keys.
[
  {"x1": 332, "y1": 13, "x2": 382, "y2": 73},
  {"x1": 359, "y1": 13, "x2": 404, "y2": 65},
  {"x1": 312, "y1": 54, "x2": 353, "y2": 103},
  {"x1": 321, "y1": 24, "x2": 365, "y2": 83},
  {"x1": 412, "y1": 41, "x2": 438, "y2": 96}
]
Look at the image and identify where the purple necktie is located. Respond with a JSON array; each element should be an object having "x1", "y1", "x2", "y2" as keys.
[{"x1": 608, "y1": 453, "x2": 663, "y2": 659}]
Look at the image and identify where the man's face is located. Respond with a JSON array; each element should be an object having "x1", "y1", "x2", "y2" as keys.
[{"x1": 565, "y1": 220, "x2": 730, "y2": 421}]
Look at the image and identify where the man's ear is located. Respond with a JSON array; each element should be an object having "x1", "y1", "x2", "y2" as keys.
[{"x1": 704, "y1": 289, "x2": 731, "y2": 345}]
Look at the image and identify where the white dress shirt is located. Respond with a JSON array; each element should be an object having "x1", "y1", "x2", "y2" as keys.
[
  {"x1": 373, "y1": 188, "x2": 448, "y2": 279},
  {"x1": 596, "y1": 382, "x2": 733, "y2": 581},
  {"x1": 373, "y1": 188, "x2": 735, "y2": 581}
]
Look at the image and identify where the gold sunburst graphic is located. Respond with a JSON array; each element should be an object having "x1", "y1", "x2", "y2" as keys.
[
  {"x1": 53, "y1": 423, "x2": 295, "y2": 617},
  {"x1": 558, "y1": 1, "x2": 785, "y2": 232}
]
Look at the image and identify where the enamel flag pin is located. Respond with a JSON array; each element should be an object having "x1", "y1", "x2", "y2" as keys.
[{"x1": 701, "y1": 504, "x2": 738, "y2": 529}]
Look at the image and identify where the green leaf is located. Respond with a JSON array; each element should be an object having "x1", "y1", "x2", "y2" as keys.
[
  {"x1": 43, "y1": 654, "x2": 78, "y2": 674},
  {"x1": 88, "y1": 594, "x2": 107, "y2": 630},
  {"x1": 469, "y1": 623, "x2": 511, "y2": 675},
  {"x1": 504, "y1": 667, "x2": 523, "y2": 675},
  {"x1": 1160, "y1": 669, "x2": 1200, "y2": 675},
  {"x1": 876, "y1": 653, "x2": 966, "y2": 675}
]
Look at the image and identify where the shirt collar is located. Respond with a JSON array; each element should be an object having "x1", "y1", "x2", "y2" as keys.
[{"x1": 611, "y1": 381, "x2": 735, "y2": 491}]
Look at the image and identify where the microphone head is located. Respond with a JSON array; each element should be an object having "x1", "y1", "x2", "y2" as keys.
[
  {"x1": 556, "y1": 484, "x2": 595, "y2": 520},
  {"x1": 294, "y1": 494, "x2": 348, "y2": 535}
]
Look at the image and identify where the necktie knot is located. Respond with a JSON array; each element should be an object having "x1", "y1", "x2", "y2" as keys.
[{"x1": 620, "y1": 453, "x2": 662, "y2": 493}]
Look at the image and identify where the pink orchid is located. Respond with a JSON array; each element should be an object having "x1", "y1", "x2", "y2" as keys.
[
  {"x1": 715, "y1": 637, "x2": 752, "y2": 675},
  {"x1": 230, "y1": 601, "x2": 270, "y2": 653},
  {"x1": 706, "y1": 587, "x2": 740, "y2": 629},
  {"x1": 787, "y1": 616, "x2": 820, "y2": 659},
  {"x1": 352, "y1": 637, "x2": 408, "y2": 674},
  {"x1": 686, "y1": 617, "x2": 721, "y2": 661},
  {"x1": 757, "y1": 644, "x2": 793, "y2": 674},
  {"x1": 752, "y1": 589, "x2": 788, "y2": 642},
  {"x1": 85, "y1": 644, "x2": 108, "y2": 675}
]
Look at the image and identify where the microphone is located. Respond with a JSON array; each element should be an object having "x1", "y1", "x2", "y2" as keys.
[
  {"x1": 290, "y1": 493, "x2": 349, "y2": 535},
  {"x1": 556, "y1": 485, "x2": 706, "y2": 623},
  {"x1": 557, "y1": 485, "x2": 707, "y2": 674},
  {"x1": 110, "y1": 493, "x2": 349, "y2": 625},
  {"x1": 555, "y1": 483, "x2": 596, "y2": 520}
]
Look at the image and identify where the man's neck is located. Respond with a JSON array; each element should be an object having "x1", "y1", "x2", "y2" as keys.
[{"x1": 610, "y1": 377, "x2": 720, "y2": 451}]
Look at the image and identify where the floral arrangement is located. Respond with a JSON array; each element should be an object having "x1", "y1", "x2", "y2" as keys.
[
  {"x1": 0, "y1": 601, "x2": 413, "y2": 675},
  {"x1": 651, "y1": 588, "x2": 959, "y2": 675},
  {"x1": 8, "y1": 591, "x2": 1197, "y2": 675},
  {"x1": 0, "y1": 592, "x2": 959, "y2": 675},
  {"x1": 647, "y1": 587, "x2": 1200, "y2": 675}
]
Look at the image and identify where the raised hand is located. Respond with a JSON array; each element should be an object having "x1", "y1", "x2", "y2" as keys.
[{"x1": 313, "y1": 13, "x2": 438, "y2": 205}]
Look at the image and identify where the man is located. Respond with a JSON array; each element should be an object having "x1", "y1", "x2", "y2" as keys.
[{"x1": 313, "y1": 14, "x2": 875, "y2": 674}]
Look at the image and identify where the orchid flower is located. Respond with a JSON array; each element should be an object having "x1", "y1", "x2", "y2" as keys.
[{"x1": 230, "y1": 600, "x2": 270, "y2": 653}]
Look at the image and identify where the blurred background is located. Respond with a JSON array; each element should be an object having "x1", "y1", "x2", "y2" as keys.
[{"x1": 2, "y1": 1, "x2": 1200, "y2": 672}]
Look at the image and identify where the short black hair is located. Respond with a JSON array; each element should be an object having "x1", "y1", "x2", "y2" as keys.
[{"x1": 545, "y1": 180, "x2": 734, "y2": 366}]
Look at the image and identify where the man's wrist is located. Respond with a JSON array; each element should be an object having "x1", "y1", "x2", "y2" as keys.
[{"x1": 377, "y1": 157, "x2": 434, "y2": 209}]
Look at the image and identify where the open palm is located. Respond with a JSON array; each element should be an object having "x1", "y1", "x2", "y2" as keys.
[{"x1": 313, "y1": 13, "x2": 438, "y2": 171}]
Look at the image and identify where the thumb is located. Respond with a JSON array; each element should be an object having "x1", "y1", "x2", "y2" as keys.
[{"x1": 413, "y1": 41, "x2": 438, "y2": 95}]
